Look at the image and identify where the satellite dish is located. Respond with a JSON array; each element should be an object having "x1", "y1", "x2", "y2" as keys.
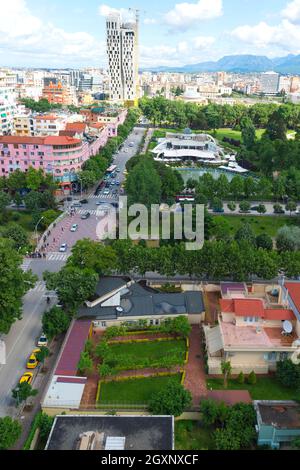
[
  {"x1": 283, "y1": 320, "x2": 293, "y2": 334},
  {"x1": 116, "y1": 306, "x2": 124, "y2": 313}
]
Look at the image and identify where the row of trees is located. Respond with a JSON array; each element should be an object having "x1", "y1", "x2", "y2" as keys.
[
  {"x1": 189, "y1": 169, "x2": 300, "y2": 203},
  {"x1": 139, "y1": 96, "x2": 300, "y2": 130}
]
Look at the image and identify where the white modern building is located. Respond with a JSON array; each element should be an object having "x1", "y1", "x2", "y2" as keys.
[
  {"x1": 260, "y1": 72, "x2": 279, "y2": 95},
  {"x1": 0, "y1": 86, "x2": 17, "y2": 135},
  {"x1": 106, "y1": 13, "x2": 139, "y2": 104}
]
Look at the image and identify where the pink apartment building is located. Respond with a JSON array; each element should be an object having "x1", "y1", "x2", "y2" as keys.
[{"x1": 0, "y1": 124, "x2": 109, "y2": 193}]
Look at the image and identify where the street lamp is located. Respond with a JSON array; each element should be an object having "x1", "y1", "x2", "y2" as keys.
[
  {"x1": 34, "y1": 216, "x2": 44, "y2": 248},
  {"x1": 77, "y1": 175, "x2": 83, "y2": 199}
]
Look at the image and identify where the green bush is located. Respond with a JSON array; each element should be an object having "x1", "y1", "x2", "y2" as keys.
[
  {"x1": 247, "y1": 371, "x2": 257, "y2": 385},
  {"x1": 237, "y1": 372, "x2": 245, "y2": 384}
]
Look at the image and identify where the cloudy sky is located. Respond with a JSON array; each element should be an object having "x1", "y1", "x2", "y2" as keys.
[{"x1": 1, "y1": 0, "x2": 300, "y2": 68}]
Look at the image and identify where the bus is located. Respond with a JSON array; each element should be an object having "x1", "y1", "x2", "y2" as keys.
[{"x1": 106, "y1": 165, "x2": 117, "y2": 176}]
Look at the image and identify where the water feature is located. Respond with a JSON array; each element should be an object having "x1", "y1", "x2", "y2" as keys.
[{"x1": 174, "y1": 166, "x2": 249, "y2": 183}]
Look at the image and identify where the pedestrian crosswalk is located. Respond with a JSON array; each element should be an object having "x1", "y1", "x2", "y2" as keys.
[
  {"x1": 88, "y1": 193, "x2": 116, "y2": 200},
  {"x1": 31, "y1": 281, "x2": 46, "y2": 292},
  {"x1": 77, "y1": 209, "x2": 100, "y2": 216},
  {"x1": 46, "y1": 252, "x2": 70, "y2": 261},
  {"x1": 21, "y1": 259, "x2": 31, "y2": 272}
]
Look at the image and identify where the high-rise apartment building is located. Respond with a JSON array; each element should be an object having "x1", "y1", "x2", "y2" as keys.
[
  {"x1": 260, "y1": 71, "x2": 279, "y2": 95},
  {"x1": 106, "y1": 13, "x2": 139, "y2": 104}
]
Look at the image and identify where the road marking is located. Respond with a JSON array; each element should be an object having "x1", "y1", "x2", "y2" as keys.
[{"x1": 46, "y1": 252, "x2": 70, "y2": 261}]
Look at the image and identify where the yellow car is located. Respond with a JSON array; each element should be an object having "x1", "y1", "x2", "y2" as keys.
[
  {"x1": 19, "y1": 372, "x2": 33, "y2": 385},
  {"x1": 26, "y1": 348, "x2": 41, "y2": 369}
]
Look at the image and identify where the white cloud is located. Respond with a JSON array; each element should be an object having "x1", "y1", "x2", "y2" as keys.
[
  {"x1": 98, "y1": 4, "x2": 134, "y2": 22},
  {"x1": 282, "y1": 0, "x2": 300, "y2": 23},
  {"x1": 140, "y1": 36, "x2": 216, "y2": 67},
  {"x1": 231, "y1": 19, "x2": 300, "y2": 53},
  {"x1": 0, "y1": 0, "x2": 104, "y2": 66},
  {"x1": 164, "y1": 0, "x2": 223, "y2": 29},
  {"x1": 144, "y1": 18, "x2": 157, "y2": 25}
]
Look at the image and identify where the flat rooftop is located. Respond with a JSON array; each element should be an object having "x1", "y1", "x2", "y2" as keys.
[
  {"x1": 46, "y1": 415, "x2": 174, "y2": 450},
  {"x1": 257, "y1": 402, "x2": 300, "y2": 429},
  {"x1": 220, "y1": 320, "x2": 298, "y2": 349}
]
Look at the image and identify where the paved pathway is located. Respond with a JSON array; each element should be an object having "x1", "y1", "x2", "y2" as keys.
[{"x1": 184, "y1": 326, "x2": 208, "y2": 407}]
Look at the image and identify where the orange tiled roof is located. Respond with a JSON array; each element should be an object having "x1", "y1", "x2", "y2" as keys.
[
  {"x1": 234, "y1": 299, "x2": 265, "y2": 317},
  {"x1": 285, "y1": 282, "x2": 300, "y2": 313},
  {"x1": 264, "y1": 309, "x2": 295, "y2": 321},
  {"x1": 0, "y1": 136, "x2": 81, "y2": 146},
  {"x1": 65, "y1": 122, "x2": 86, "y2": 132},
  {"x1": 219, "y1": 299, "x2": 235, "y2": 313}
]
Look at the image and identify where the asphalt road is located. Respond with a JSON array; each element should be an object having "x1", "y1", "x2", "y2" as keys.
[
  {"x1": 209, "y1": 201, "x2": 300, "y2": 217},
  {"x1": 0, "y1": 126, "x2": 146, "y2": 418}
]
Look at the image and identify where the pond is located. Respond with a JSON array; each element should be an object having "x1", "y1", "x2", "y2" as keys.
[{"x1": 174, "y1": 167, "x2": 249, "y2": 183}]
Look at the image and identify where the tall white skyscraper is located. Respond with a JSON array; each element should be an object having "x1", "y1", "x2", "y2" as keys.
[
  {"x1": 260, "y1": 72, "x2": 280, "y2": 95},
  {"x1": 106, "y1": 12, "x2": 139, "y2": 104}
]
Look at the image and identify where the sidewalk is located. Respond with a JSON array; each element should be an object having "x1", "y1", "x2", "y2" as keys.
[{"x1": 12, "y1": 335, "x2": 64, "y2": 450}]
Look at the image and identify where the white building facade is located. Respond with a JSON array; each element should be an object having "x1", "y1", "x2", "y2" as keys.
[{"x1": 106, "y1": 13, "x2": 139, "y2": 103}]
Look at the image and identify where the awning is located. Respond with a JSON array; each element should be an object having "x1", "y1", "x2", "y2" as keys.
[{"x1": 205, "y1": 325, "x2": 224, "y2": 354}]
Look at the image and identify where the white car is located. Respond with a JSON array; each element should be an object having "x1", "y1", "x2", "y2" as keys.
[
  {"x1": 103, "y1": 189, "x2": 110, "y2": 195},
  {"x1": 37, "y1": 333, "x2": 48, "y2": 347},
  {"x1": 70, "y1": 224, "x2": 78, "y2": 232},
  {"x1": 59, "y1": 243, "x2": 68, "y2": 253}
]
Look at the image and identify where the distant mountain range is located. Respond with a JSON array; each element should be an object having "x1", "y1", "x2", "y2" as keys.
[{"x1": 142, "y1": 54, "x2": 300, "y2": 74}]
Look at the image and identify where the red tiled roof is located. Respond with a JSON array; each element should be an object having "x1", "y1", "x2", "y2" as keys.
[
  {"x1": 233, "y1": 299, "x2": 265, "y2": 317},
  {"x1": 285, "y1": 282, "x2": 300, "y2": 314},
  {"x1": 0, "y1": 135, "x2": 81, "y2": 146},
  {"x1": 59, "y1": 130, "x2": 76, "y2": 137},
  {"x1": 219, "y1": 299, "x2": 235, "y2": 313},
  {"x1": 56, "y1": 377, "x2": 87, "y2": 385},
  {"x1": 264, "y1": 309, "x2": 295, "y2": 321},
  {"x1": 55, "y1": 320, "x2": 91, "y2": 376},
  {"x1": 35, "y1": 115, "x2": 57, "y2": 121},
  {"x1": 65, "y1": 122, "x2": 86, "y2": 132},
  {"x1": 88, "y1": 122, "x2": 105, "y2": 129}
]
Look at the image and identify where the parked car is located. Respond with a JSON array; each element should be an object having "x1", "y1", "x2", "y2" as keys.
[
  {"x1": 213, "y1": 208, "x2": 225, "y2": 213},
  {"x1": 26, "y1": 349, "x2": 41, "y2": 369},
  {"x1": 251, "y1": 206, "x2": 260, "y2": 212},
  {"x1": 19, "y1": 372, "x2": 33, "y2": 385},
  {"x1": 116, "y1": 168, "x2": 121, "y2": 173},
  {"x1": 103, "y1": 189, "x2": 110, "y2": 196},
  {"x1": 81, "y1": 212, "x2": 91, "y2": 220},
  {"x1": 80, "y1": 199, "x2": 88, "y2": 204},
  {"x1": 37, "y1": 334, "x2": 48, "y2": 347},
  {"x1": 115, "y1": 180, "x2": 120, "y2": 186},
  {"x1": 59, "y1": 243, "x2": 68, "y2": 253}
]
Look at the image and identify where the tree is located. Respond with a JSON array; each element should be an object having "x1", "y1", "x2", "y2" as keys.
[
  {"x1": 149, "y1": 380, "x2": 192, "y2": 417},
  {"x1": 24, "y1": 191, "x2": 43, "y2": 211},
  {"x1": 25, "y1": 168, "x2": 44, "y2": 191},
  {"x1": 125, "y1": 157, "x2": 162, "y2": 207},
  {"x1": 276, "y1": 359, "x2": 300, "y2": 388},
  {"x1": 221, "y1": 361, "x2": 232, "y2": 389},
  {"x1": 273, "y1": 203, "x2": 284, "y2": 214},
  {"x1": 77, "y1": 351, "x2": 93, "y2": 375},
  {"x1": 286, "y1": 200, "x2": 297, "y2": 216},
  {"x1": 227, "y1": 202, "x2": 237, "y2": 212},
  {"x1": 292, "y1": 437, "x2": 300, "y2": 449},
  {"x1": 0, "y1": 223, "x2": 28, "y2": 250},
  {"x1": 0, "y1": 416, "x2": 22, "y2": 450},
  {"x1": 257, "y1": 204, "x2": 267, "y2": 214},
  {"x1": 230, "y1": 176, "x2": 244, "y2": 200},
  {"x1": 265, "y1": 110, "x2": 287, "y2": 141},
  {"x1": 68, "y1": 239, "x2": 117, "y2": 275},
  {"x1": 241, "y1": 117, "x2": 256, "y2": 149},
  {"x1": 42, "y1": 306, "x2": 71, "y2": 340},
  {"x1": 43, "y1": 266, "x2": 98, "y2": 309},
  {"x1": 210, "y1": 197, "x2": 223, "y2": 212},
  {"x1": 247, "y1": 371, "x2": 257, "y2": 385},
  {"x1": 200, "y1": 399, "x2": 229, "y2": 427},
  {"x1": 235, "y1": 223, "x2": 256, "y2": 246},
  {"x1": 35, "y1": 347, "x2": 50, "y2": 371},
  {"x1": 256, "y1": 233, "x2": 273, "y2": 251},
  {"x1": 0, "y1": 191, "x2": 11, "y2": 212},
  {"x1": 161, "y1": 316, "x2": 191, "y2": 338},
  {"x1": 276, "y1": 226, "x2": 300, "y2": 252},
  {"x1": 38, "y1": 414, "x2": 54, "y2": 442},
  {"x1": 12, "y1": 382, "x2": 38, "y2": 407},
  {"x1": 215, "y1": 428, "x2": 241, "y2": 450},
  {"x1": 239, "y1": 201, "x2": 251, "y2": 213},
  {"x1": 0, "y1": 238, "x2": 37, "y2": 334},
  {"x1": 237, "y1": 372, "x2": 245, "y2": 384}
]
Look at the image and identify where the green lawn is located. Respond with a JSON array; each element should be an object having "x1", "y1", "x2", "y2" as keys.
[
  {"x1": 207, "y1": 377, "x2": 300, "y2": 401},
  {"x1": 213, "y1": 215, "x2": 299, "y2": 238},
  {"x1": 109, "y1": 338, "x2": 187, "y2": 366},
  {"x1": 99, "y1": 373, "x2": 182, "y2": 405},
  {"x1": 175, "y1": 421, "x2": 215, "y2": 450}
]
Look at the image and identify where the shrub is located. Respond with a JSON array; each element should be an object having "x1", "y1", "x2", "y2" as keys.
[
  {"x1": 149, "y1": 380, "x2": 192, "y2": 417},
  {"x1": 276, "y1": 359, "x2": 300, "y2": 389},
  {"x1": 237, "y1": 372, "x2": 245, "y2": 384},
  {"x1": 247, "y1": 371, "x2": 257, "y2": 385}
]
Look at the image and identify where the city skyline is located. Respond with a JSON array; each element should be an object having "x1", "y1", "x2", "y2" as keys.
[{"x1": 2, "y1": 0, "x2": 300, "y2": 69}]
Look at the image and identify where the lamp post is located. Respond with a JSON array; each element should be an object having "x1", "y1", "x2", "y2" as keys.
[{"x1": 34, "y1": 216, "x2": 44, "y2": 249}]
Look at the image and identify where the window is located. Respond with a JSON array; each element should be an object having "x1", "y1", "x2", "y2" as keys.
[
  {"x1": 101, "y1": 322, "x2": 106, "y2": 328},
  {"x1": 243, "y1": 316, "x2": 259, "y2": 323}
]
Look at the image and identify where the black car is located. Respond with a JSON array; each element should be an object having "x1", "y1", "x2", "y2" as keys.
[
  {"x1": 81, "y1": 212, "x2": 91, "y2": 220},
  {"x1": 80, "y1": 199, "x2": 89, "y2": 204}
]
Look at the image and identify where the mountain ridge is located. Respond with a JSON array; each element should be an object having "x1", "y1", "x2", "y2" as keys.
[{"x1": 142, "y1": 54, "x2": 300, "y2": 74}]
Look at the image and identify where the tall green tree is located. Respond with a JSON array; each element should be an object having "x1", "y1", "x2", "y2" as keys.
[{"x1": 0, "y1": 417, "x2": 22, "y2": 450}]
